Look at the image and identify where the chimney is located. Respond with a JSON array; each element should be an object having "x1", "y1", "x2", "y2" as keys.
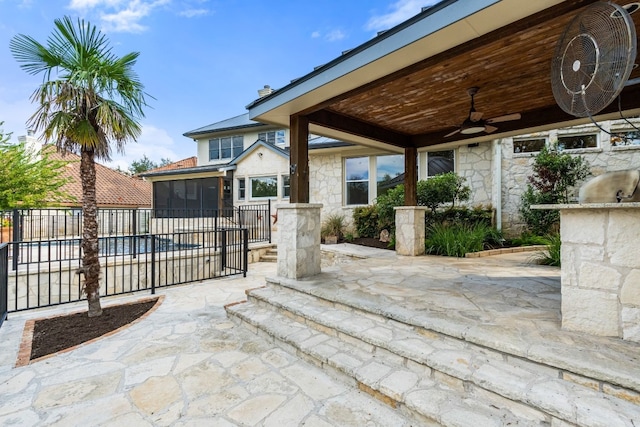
[{"x1": 258, "y1": 85, "x2": 273, "y2": 98}]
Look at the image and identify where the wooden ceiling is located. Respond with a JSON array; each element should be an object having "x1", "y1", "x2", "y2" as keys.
[{"x1": 303, "y1": 0, "x2": 640, "y2": 149}]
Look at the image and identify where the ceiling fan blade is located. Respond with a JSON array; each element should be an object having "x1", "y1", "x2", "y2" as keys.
[
  {"x1": 486, "y1": 113, "x2": 521, "y2": 124},
  {"x1": 444, "y1": 128, "x2": 461, "y2": 137},
  {"x1": 470, "y1": 111, "x2": 483, "y2": 122},
  {"x1": 485, "y1": 125, "x2": 498, "y2": 134}
]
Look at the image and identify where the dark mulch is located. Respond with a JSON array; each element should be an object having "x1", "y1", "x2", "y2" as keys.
[
  {"x1": 30, "y1": 298, "x2": 158, "y2": 360},
  {"x1": 349, "y1": 237, "x2": 394, "y2": 250}
]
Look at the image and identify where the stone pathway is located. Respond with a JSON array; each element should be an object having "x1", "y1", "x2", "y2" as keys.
[{"x1": 0, "y1": 262, "x2": 413, "y2": 426}]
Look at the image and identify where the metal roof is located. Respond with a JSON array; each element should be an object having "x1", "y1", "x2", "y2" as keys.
[{"x1": 183, "y1": 113, "x2": 266, "y2": 138}]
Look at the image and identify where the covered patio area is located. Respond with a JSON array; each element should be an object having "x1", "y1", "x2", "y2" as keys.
[{"x1": 247, "y1": 0, "x2": 640, "y2": 343}]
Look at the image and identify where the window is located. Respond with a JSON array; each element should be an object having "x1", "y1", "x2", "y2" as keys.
[
  {"x1": 209, "y1": 135, "x2": 243, "y2": 161},
  {"x1": 250, "y1": 176, "x2": 277, "y2": 199},
  {"x1": 345, "y1": 157, "x2": 369, "y2": 205},
  {"x1": 282, "y1": 175, "x2": 290, "y2": 198},
  {"x1": 237, "y1": 178, "x2": 246, "y2": 200},
  {"x1": 258, "y1": 130, "x2": 286, "y2": 145},
  {"x1": 514, "y1": 138, "x2": 546, "y2": 153},
  {"x1": 612, "y1": 130, "x2": 640, "y2": 146},
  {"x1": 376, "y1": 154, "x2": 404, "y2": 196},
  {"x1": 427, "y1": 150, "x2": 454, "y2": 177},
  {"x1": 557, "y1": 134, "x2": 597, "y2": 150}
]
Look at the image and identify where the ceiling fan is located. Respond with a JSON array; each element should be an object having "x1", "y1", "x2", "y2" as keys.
[{"x1": 445, "y1": 87, "x2": 521, "y2": 137}]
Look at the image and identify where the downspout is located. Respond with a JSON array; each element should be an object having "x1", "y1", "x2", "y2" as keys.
[{"x1": 492, "y1": 139, "x2": 502, "y2": 231}]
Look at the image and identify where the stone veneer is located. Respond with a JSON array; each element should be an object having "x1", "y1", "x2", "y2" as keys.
[
  {"x1": 276, "y1": 204, "x2": 322, "y2": 279},
  {"x1": 541, "y1": 203, "x2": 640, "y2": 343},
  {"x1": 501, "y1": 120, "x2": 640, "y2": 236},
  {"x1": 394, "y1": 207, "x2": 427, "y2": 256}
]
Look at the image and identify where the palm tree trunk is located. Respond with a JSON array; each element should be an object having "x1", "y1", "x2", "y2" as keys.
[{"x1": 80, "y1": 148, "x2": 102, "y2": 317}]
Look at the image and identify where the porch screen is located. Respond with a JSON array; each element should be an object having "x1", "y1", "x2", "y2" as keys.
[{"x1": 153, "y1": 177, "x2": 219, "y2": 217}]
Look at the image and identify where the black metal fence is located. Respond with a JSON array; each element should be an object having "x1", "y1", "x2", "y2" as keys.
[
  {"x1": 0, "y1": 243, "x2": 7, "y2": 328},
  {"x1": 1, "y1": 204, "x2": 271, "y2": 268},
  {"x1": 0, "y1": 204, "x2": 272, "y2": 313},
  {"x1": 7, "y1": 227, "x2": 248, "y2": 313}
]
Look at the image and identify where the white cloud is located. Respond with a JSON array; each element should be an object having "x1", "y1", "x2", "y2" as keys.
[
  {"x1": 104, "y1": 124, "x2": 180, "y2": 171},
  {"x1": 68, "y1": 0, "x2": 125, "y2": 10},
  {"x1": 67, "y1": 0, "x2": 169, "y2": 33},
  {"x1": 311, "y1": 28, "x2": 346, "y2": 42},
  {"x1": 366, "y1": 0, "x2": 441, "y2": 32},
  {"x1": 325, "y1": 29, "x2": 345, "y2": 42},
  {"x1": 179, "y1": 8, "x2": 209, "y2": 18}
]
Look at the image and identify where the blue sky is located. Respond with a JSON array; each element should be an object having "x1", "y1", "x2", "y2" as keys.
[{"x1": 0, "y1": 0, "x2": 439, "y2": 170}]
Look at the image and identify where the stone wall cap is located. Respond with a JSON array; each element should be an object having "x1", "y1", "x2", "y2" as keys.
[
  {"x1": 532, "y1": 203, "x2": 640, "y2": 210},
  {"x1": 276, "y1": 203, "x2": 324, "y2": 210}
]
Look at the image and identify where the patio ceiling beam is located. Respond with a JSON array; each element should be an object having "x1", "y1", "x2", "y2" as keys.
[{"x1": 307, "y1": 109, "x2": 412, "y2": 149}]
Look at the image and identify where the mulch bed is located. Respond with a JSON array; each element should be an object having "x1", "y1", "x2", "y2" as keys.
[
  {"x1": 349, "y1": 237, "x2": 394, "y2": 250},
  {"x1": 29, "y1": 297, "x2": 159, "y2": 360}
]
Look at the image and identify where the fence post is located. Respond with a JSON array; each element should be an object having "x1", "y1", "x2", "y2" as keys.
[
  {"x1": 150, "y1": 234, "x2": 156, "y2": 295},
  {"x1": 0, "y1": 243, "x2": 8, "y2": 327},
  {"x1": 243, "y1": 228, "x2": 248, "y2": 277},
  {"x1": 11, "y1": 209, "x2": 20, "y2": 271},
  {"x1": 268, "y1": 199, "x2": 272, "y2": 244},
  {"x1": 221, "y1": 229, "x2": 227, "y2": 272},
  {"x1": 132, "y1": 209, "x2": 137, "y2": 259}
]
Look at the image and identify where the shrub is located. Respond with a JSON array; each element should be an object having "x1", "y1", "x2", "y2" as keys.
[
  {"x1": 425, "y1": 223, "x2": 502, "y2": 257},
  {"x1": 427, "y1": 205, "x2": 493, "y2": 228},
  {"x1": 352, "y1": 205, "x2": 379, "y2": 238},
  {"x1": 373, "y1": 173, "x2": 472, "y2": 234},
  {"x1": 519, "y1": 145, "x2": 590, "y2": 235},
  {"x1": 519, "y1": 187, "x2": 560, "y2": 236},
  {"x1": 375, "y1": 184, "x2": 405, "y2": 233},
  {"x1": 532, "y1": 233, "x2": 561, "y2": 266},
  {"x1": 418, "y1": 172, "x2": 471, "y2": 213},
  {"x1": 321, "y1": 213, "x2": 346, "y2": 240},
  {"x1": 509, "y1": 231, "x2": 552, "y2": 246}
]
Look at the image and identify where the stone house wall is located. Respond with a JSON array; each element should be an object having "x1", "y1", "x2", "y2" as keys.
[{"x1": 500, "y1": 120, "x2": 640, "y2": 236}]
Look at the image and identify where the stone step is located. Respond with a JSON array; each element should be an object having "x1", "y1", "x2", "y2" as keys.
[
  {"x1": 267, "y1": 276, "x2": 640, "y2": 396},
  {"x1": 226, "y1": 284, "x2": 640, "y2": 426},
  {"x1": 227, "y1": 300, "x2": 538, "y2": 426},
  {"x1": 260, "y1": 248, "x2": 278, "y2": 263}
]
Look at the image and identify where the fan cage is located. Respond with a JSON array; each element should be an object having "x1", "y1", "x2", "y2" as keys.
[{"x1": 551, "y1": 2, "x2": 637, "y2": 118}]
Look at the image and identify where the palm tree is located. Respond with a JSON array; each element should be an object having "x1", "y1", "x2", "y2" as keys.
[{"x1": 10, "y1": 16, "x2": 149, "y2": 317}]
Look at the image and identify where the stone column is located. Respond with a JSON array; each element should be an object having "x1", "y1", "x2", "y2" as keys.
[
  {"x1": 277, "y1": 203, "x2": 322, "y2": 279},
  {"x1": 540, "y1": 203, "x2": 640, "y2": 343},
  {"x1": 394, "y1": 206, "x2": 427, "y2": 256}
]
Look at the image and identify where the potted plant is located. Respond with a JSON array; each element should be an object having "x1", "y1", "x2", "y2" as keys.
[
  {"x1": 321, "y1": 214, "x2": 345, "y2": 244},
  {"x1": 1, "y1": 217, "x2": 12, "y2": 243}
]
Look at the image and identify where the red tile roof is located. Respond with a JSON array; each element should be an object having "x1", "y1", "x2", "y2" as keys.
[
  {"x1": 144, "y1": 156, "x2": 197, "y2": 174},
  {"x1": 46, "y1": 147, "x2": 152, "y2": 208}
]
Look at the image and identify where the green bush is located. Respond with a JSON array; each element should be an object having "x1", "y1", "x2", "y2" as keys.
[
  {"x1": 533, "y1": 233, "x2": 561, "y2": 266},
  {"x1": 373, "y1": 173, "x2": 472, "y2": 234},
  {"x1": 321, "y1": 213, "x2": 346, "y2": 240},
  {"x1": 418, "y1": 172, "x2": 471, "y2": 214},
  {"x1": 427, "y1": 205, "x2": 493, "y2": 228},
  {"x1": 519, "y1": 187, "x2": 560, "y2": 236},
  {"x1": 352, "y1": 205, "x2": 379, "y2": 238},
  {"x1": 425, "y1": 223, "x2": 503, "y2": 257},
  {"x1": 375, "y1": 184, "x2": 405, "y2": 233},
  {"x1": 519, "y1": 145, "x2": 590, "y2": 235},
  {"x1": 509, "y1": 232, "x2": 552, "y2": 247}
]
